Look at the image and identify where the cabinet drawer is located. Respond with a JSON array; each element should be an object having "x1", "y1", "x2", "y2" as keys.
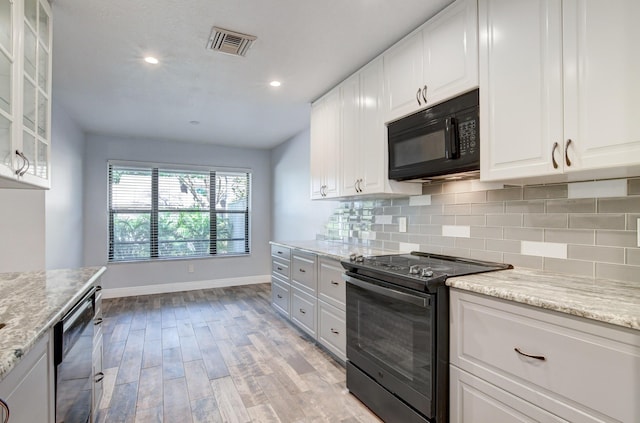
[
  {"x1": 318, "y1": 258, "x2": 345, "y2": 310},
  {"x1": 272, "y1": 258, "x2": 290, "y2": 280},
  {"x1": 291, "y1": 251, "x2": 317, "y2": 293},
  {"x1": 271, "y1": 278, "x2": 290, "y2": 316},
  {"x1": 318, "y1": 301, "x2": 346, "y2": 361},
  {"x1": 291, "y1": 287, "x2": 316, "y2": 337},
  {"x1": 450, "y1": 366, "x2": 568, "y2": 423},
  {"x1": 451, "y1": 290, "x2": 640, "y2": 423},
  {"x1": 271, "y1": 244, "x2": 291, "y2": 261}
]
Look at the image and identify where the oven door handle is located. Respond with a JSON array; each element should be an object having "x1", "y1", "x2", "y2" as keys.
[{"x1": 345, "y1": 276, "x2": 430, "y2": 308}]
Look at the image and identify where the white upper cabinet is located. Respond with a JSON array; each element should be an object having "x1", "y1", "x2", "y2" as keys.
[
  {"x1": 479, "y1": 0, "x2": 564, "y2": 181},
  {"x1": 384, "y1": 0, "x2": 479, "y2": 123},
  {"x1": 480, "y1": 0, "x2": 640, "y2": 182},
  {"x1": 0, "y1": 0, "x2": 51, "y2": 189},
  {"x1": 310, "y1": 89, "x2": 341, "y2": 199},
  {"x1": 562, "y1": 0, "x2": 640, "y2": 174}
]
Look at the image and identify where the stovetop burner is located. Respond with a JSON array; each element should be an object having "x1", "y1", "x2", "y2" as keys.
[{"x1": 342, "y1": 251, "x2": 512, "y2": 293}]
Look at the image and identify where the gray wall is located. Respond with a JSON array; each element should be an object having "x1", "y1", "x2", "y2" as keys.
[
  {"x1": 271, "y1": 128, "x2": 337, "y2": 241},
  {"x1": 45, "y1": 102, "x2": 85, "y2": 269},
  {"x1": 0, "y1": 189, "x2": 45, "y2": 272},
  {"x1": 83, "y1": 134, "x2": 272, "y2": 290}
]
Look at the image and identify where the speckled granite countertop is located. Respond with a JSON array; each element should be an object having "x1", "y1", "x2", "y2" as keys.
[
  {"x1": 0, "y1": 266, "x2": 106, "y2": 381},
  {"x1": 447, "y1": 268, "x2": 640, "y2": 331},
  {"x1": 270, "y1": 240, "x2": 394, "y2": 261}
]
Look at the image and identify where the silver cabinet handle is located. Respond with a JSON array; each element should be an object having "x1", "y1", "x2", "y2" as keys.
[
  {"x1": 299, "y1": 308, "x2": 306, "y2": 315},
  {"x1": 330, "y1": 328, "x2": 339, "y2": 334},
  {"x1": 416, "y1": 88, "x2": 422, "y2": 106},
  {"x1": 14, "y1": 150, "x2": 26, "y2": 176},
  {"x1": 330, "y1": 280, "x2": 339, "y2": 286},
  {"x1": 0, "y1": 397, "x2": 9, "y2": 423},
  {"x1": 95, "y1": 372, "x2": 105, "y2": 383},
  {"x1": 514, "y1": 347, "x2": 546, "y2": 361},
  {"x1": 20, "y1": 152, "x2": 29, "y2": 176},
  {"x1": 94, "y1": 317, "x2": 103, "y2": 326},
  {"x1": 565, "y1": 139, "x2": 572, "y2": 167},
  {"x1": 422, "y1": 85, "x2": 428, "y2": 103},
  {"x1": 276, "y1": 267, "x2": 283, "y2": 271},
  {"x1": 276, "y1": 294, "x2": 283, "y2": 299},
  {"x1": 299, "y1": 268, "x2": 306, "y2": 273},
  {"x1": 551, "y1": 142, "x2": 559, "y2": 169}
]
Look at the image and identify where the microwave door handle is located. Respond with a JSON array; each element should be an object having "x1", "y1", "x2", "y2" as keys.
[{"x1": 445, "y1": 117, "x2": 458, "y2": 159}]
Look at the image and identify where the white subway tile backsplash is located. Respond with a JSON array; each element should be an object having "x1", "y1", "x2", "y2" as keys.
[
  {"x1": 399, "y1": 242, "x2": 420, "y2": 252},
  {"x1": 568, "y1": 179, "x2": 627, "y2": 199},
  {"x1": 409, "y1": 195, "x2": 432, "y2": 206},
  {"x1": 442, "y1": 225, "x2": 471, "y2": 238},
  {"x1": 521, "y1": 241, "x2": 567, "y2": 259},
  {"x1": 375, "y1": 215, "x2": 393, "y2": 224},
  {"x1": 325, "y1": 177, "x2": 640, "y2": 282}
]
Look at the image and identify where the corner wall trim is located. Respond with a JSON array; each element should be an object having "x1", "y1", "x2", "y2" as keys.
[{"x1": 102, "y1": 274, "x2": 271, "y2": 299}]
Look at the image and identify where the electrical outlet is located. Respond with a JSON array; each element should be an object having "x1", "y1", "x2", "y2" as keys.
[
  {"x1": 188, "y1": 263, "x2": 194, "y2": 273},
  {"x1": 398, "y1": 217, "x2": 407, "y2": 233}
]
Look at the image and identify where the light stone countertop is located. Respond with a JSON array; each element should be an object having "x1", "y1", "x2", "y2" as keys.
[
  {"x1": 447, "y1": 268, "x2": 640, "y2": 331},
  {"x1": 0, "y1": 266, "x2": 107, "y2": 381},
  {"x1": 270, "y1": 240, "x2": 394, "y2": 261},
  {"x1": 270, "y1": 241, "x2": 639, "y2": 331}
]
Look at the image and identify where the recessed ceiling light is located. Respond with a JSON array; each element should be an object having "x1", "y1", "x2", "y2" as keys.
[
  {"x1": 144, "y1": 56, "x2": 159, "y2": 64},
  {"x1": 189, "y1": 120, "x2": 200, "y2": 125},
  {"x1": 269, "y1": 81, "x2": 281, "y2": 87}
]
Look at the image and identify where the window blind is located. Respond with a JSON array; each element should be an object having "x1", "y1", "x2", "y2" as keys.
[{"x1": 108, "y1": 163, "x2": 250, "y2": 262}]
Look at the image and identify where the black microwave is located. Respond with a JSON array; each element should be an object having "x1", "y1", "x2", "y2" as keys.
[{"x1": 387, "y1": 89, "x2": 479, "y2": 181}]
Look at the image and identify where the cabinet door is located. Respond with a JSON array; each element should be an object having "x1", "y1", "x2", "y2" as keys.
[
  {"x1": 310, "y1": 99, "x2": 326, "y2": 199},
  {"x1": 19, "y1": 0, "x2": 50, "y2": 187},
  {"x1": 341, "y1": 74, "x2": 360, "y2": 196},
  {"x1": 0, "y1": 333, "x2": 54, "y2": 423},
  {"x1": 423, "y1": 0, "x2": 478, "y2": 107},
  {"x1": 0, "y1": 0, "x2": 16, "y2": 180},
  {"x1": 479, "y1": 0, "x2": 564, "y2": 181},
  {"x1": 562, "y1": 0, "x2": 640, "y2": 173},
  {"x1": 310, "y1": 89, "x2": 341, "y2": 199},
  {"x1": 92, "y1": 334, "x2": 104, "y2": 421},
  {"x1": 358, "y1": 58, "x2": 386, "y2": 194},
  {"x1": 450, "y1": 366, "x2": 569, "y2": 423},
  {"x1": 384, "y1": 31, "x2": 424, "y2": 122}
]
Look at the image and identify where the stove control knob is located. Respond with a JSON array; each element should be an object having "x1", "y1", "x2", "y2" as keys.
[
  {"x1": 355, "y1": 254, "x2": 364, "y2": 263},
  {"x1": 409, "y1": 265, "x2": 421, "y2": 275},
  {"x1": 349, "y1": 253, "x2": 357, "y2": 262},
  {"x1": 420, "y1": 267, "x2": 434, "y2": 278}
]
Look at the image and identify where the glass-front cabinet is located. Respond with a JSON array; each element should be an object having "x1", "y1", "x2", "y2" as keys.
[{"x1": 0, "y1": 0, "x2": 51, "y2": 188}]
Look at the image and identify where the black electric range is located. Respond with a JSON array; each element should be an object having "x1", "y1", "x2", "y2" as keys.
[{"x1": 342, "y1": 252, "x2": 512, "y2": 423}]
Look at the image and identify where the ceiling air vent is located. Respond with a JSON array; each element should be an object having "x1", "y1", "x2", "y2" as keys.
[{"x1": 206, "y1": 26, "x2": 257, "y2": 57}]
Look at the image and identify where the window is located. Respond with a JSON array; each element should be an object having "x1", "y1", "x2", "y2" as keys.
[{"x1": 108, "y1": 162, "x2": 250, "y2": 262}]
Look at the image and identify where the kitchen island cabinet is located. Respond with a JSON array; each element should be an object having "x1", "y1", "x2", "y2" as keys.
[
  {"x1": 0, "y1": 331, "x2": 54, "y2": 423},
  {"x1": 480, "y1": 0, "x2": 640, "y2": 183},
  {"x1": 0, "y1": 267, "x2": 106, "y2": 423}
]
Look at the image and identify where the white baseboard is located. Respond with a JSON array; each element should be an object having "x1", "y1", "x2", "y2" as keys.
[{"x1": 102, "y1": 274, "x2": 271, "y2": 299}]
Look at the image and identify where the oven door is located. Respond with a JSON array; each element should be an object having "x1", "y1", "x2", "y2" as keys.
[{"x1": 345, "y1": 274, "x2": 435, "y2": 419}]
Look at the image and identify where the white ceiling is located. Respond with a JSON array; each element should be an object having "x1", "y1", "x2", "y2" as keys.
[{"x1": 52, "y1": 0, "x2": 453, "y2": 149}]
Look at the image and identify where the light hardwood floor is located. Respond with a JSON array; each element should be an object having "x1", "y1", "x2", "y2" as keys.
[{"x1": 97, "y1": 283, "x2": 382, "y2": 423}]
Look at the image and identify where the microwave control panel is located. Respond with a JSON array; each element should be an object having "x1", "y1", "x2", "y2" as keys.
[{"x1": 458, "y1": 119, "x2": 477, "y2": 156}]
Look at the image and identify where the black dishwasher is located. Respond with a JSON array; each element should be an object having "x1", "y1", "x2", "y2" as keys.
[{"x1": 53, "y1": 287, "x2": 96, "y2": 423}]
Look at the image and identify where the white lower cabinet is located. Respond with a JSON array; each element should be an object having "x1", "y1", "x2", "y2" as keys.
[
  {"x1": 270, "y1": 246, "x2": 347, "y2": 363},
  {"x1": 317, "y1": 301, "x2": 346, "y2": 362},
  {"x1": 451, "y1": 366, "x2": 568, "y2": 423},
  {"x1": 0, "y1": 331, "x2": 54, "y2": 423},
  {"x1": 291, "y1": 286, "x2": 317, "y2": 338},
  {"x1": 450, "y1": 289, "x2": 640, "y2": 423}
]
